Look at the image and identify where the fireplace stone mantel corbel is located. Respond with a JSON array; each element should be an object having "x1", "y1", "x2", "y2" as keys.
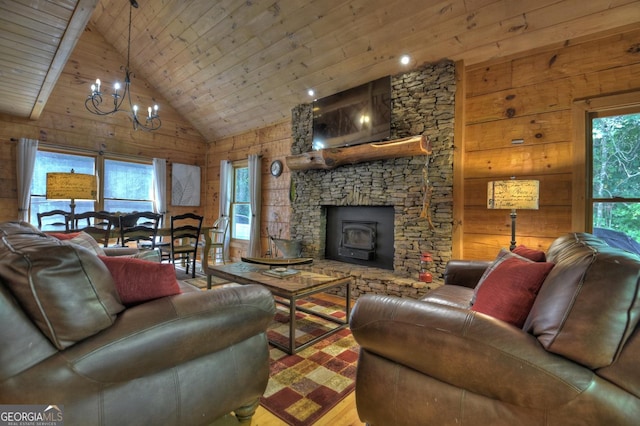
[{"x1": 285, "y1": 134, "x2": 430, "y2": 171}]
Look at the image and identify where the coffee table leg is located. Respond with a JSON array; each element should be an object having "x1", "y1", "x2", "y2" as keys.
[{"x1": 289, "y1": 296, "x2": 296, "y2": 354}]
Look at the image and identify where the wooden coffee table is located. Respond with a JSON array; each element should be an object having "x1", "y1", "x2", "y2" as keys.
[{"x1": 207, "y1": 261, "x2": 352, "y2": 354}]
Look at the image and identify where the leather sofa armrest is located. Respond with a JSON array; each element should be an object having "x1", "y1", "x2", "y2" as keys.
[
  {"x1": 60, "y1": 284, "x2": 275, "y2": 383},
  {"x1": 350, "y1": 294, "x2": 594, "y2": 409},
  {"x1": 443, "y1": 259, "x2": 492, "y2": 288}
]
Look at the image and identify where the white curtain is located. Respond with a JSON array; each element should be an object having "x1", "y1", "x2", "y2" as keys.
[
  {"x1": 152, "y1": 158, "x2": 167, "y2": 225},
  {"x1": 16, "y1": 138, "x2": 39, "y2": 222},
  {"x1": 219, "y1": 160, "x2": 232, "y2": 260},
  {"x1": 247, "y1": 154, "x2": 262, "y2": 257}
]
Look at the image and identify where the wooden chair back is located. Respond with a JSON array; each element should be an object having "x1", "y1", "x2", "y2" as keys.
[
  {"x1": 118, "y1": 211, "x2": 161, "y2": 248},
  {"x1": 202, "y1": 216, "x2": 229, "y2": 288},
  {"x1": 162, "y1": 213, "x2": 203, "y2": 278},
  {"x1": 37, "y1": 210, "x2": 70, "y2": 231},
  {"x1": 69, "y1": 211, "x2": 116, "y2": 247}
]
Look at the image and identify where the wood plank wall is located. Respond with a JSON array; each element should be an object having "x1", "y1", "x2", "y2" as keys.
[
  {"x1": 461, "y1": 26, "x2": 640, "y2": 260},
  {"x1": 0, "y1": 24, "x2": 207, "y2": 224},
  {"x1": 205, "y1": 122, "x2": 292, "y2": 261}
]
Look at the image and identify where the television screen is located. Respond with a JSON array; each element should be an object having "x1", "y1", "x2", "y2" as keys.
[{"x1": 312, "y1": 76, "x2": 391, "y2": 150}]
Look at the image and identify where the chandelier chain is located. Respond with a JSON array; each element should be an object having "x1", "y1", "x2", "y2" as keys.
[{"x1": 84, "y1": 0, "x2": 161, "y2": 131}]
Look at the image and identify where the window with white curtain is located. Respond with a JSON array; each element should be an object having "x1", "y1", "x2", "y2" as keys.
[
  {"x1": 231, "y1": 160, "x2": 250, "y2": 240},
  {"x1": 29, "y1": 150, "x2": 154, "y2": 227}
]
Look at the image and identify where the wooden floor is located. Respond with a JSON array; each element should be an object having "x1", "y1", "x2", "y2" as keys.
[
  {"x1": 250, "y1": 391, "x2": 362, "y2": 426},
  {"x1": 212, "y1": 391, "x2": 362, "y2": 426}
]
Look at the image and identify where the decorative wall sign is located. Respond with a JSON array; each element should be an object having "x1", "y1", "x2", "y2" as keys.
[
  {"x1": 487, "y1": 180, "x2": 539, "y2": 210},
  {"x1": 171, "y1": 163, "x2": 200, "y2": 206}
]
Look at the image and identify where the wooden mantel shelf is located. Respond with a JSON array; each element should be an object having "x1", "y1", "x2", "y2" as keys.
[{"x1": 285, "y1": 135, "x2": 430, "y2": 171}]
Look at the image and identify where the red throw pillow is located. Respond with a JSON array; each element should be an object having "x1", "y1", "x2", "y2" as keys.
[
  {"x1": 47, "y1": 232, "x2": 82, "y2": 240},
  {"x1": 98, "y1": 256, "x2": 181, "y2": 305},
  {"x1": 471, "y1": 257, "x2": 554, "y2": 328},
  {"x1": 513, "y1": 245, "x2": 546, "y2": 262}
]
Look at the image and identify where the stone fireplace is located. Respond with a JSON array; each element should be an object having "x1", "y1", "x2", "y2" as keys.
[{"x1": 289, "y1": 60, "x2": 455, "y2": 281}]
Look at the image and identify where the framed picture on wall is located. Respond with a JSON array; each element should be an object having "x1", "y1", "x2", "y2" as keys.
[{"x1": 171, "y1": 163, "x2": 200, "y2": 206}]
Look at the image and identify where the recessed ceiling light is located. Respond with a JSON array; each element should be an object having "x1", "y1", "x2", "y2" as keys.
[
  {"x1": 307, "y1": 89, "x2": 315, "y2": 97},
  {"x1": 400, "y1": 55, "x2": 411, "y2": 65}
]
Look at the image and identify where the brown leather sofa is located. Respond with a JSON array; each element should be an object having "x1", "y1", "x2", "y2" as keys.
[
  {"x1": 350, "y1": 233, "x2": 640, "y2": 425},
  {"x1": 0, "y1": 221, "x2": 276, "y2": 425}
]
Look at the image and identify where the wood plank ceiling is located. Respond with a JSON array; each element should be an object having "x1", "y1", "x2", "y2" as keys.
[{"x1": 1, "y1": 0, "x2": 640, "y2": 141}]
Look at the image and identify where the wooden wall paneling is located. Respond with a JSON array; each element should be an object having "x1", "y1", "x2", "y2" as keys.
[
  {"x1": 464, "y1": 61, "x2": 513, "y2": 98},
  {"x1": 571, "y1": 62, "x2": 640, "y2": 99},
  {"x1": 463, "y1": 141, "x2": 573, "y2": 179},
  {"x1": 464, "y1": 206, "x2": 572, "y2": 238},
  {"x1": 462, "y1": 234, "x2": 558, "y2": 260},
  {"x1": 465, "y1": 110, "x2": 572, "y2": 152},
  {"x1": 465, "y1": 78, "x2": 573, "y2": 124}
]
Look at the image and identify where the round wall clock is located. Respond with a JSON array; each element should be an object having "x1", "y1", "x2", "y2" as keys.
[{"x1": 270, "y1": 160, "x2": 283, "y2": 177}]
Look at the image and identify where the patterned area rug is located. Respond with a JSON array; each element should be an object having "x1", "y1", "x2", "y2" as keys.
[
  {"x1": 179, "y1": 277, "x2": 359, "y2": 425},
  {"x1": 262, "y1": 299, "x2": 358, "y2": 426}
]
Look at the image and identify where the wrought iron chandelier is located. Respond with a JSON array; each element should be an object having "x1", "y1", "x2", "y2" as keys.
[{"x1": 85, "y1": 0, "x2": 161, "y2": 131}]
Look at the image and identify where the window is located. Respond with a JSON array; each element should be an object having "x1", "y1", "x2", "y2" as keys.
[
  {"x1": 29, "y1": 151, "x2": 96, "y2": 227},
  {"x1": 30, "y1": 150, "x2": 154, "y2": 228},
  {"x1": 231, "y1": 161, "x2": 250, "y2": 240},
  {"x1": 588, "y1": 108, "x2": 640, "y2": 241},
  {"x1": 103, "y1": 159, "x2": 154, "y2": 213}
]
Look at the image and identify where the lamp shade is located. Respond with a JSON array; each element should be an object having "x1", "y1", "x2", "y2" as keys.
[
  {"x1": 487, "y1": 180, "x2": 539, "y2": 210},
  {"x1": 46, "y1": 172, "x2": 97, "y2": 201}
]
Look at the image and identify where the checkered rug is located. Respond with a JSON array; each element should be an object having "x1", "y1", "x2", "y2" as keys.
[
  {"x1": 179, "y1": 277, "x2": 359, "y2": 425},
  {"x1": 262, "y1": 299, "x2": 358, "y2": 426}
]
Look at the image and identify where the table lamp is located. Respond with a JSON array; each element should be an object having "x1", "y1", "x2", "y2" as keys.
[
  {"x1": 46, "y1": 170, "x2": 97, "y2": 223},
  {"x1": 487, "y1": 178, "x2": 539, "y2": 250}
]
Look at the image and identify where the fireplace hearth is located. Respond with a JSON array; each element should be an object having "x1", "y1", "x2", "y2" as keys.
[{"x1": 326, "y1": 206, "x2": 394, "y2": 270}]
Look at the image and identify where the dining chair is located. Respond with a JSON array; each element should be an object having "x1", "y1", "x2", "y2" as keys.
[
  {"x1": 160, "y1": 213, "x2": 203, "y2": 278},
  {"x1": 37, "y1": 210, "x2": 70, "y2": 232},
  {"x1": 202, "y1": 216, "x2": 229, "y2": 289},
  {"x1": 70, "y1": 211, "x2": 116, "y2": 247},
  {"x1": 119, "y1": 211, "x2": 161, "y2": 249}
]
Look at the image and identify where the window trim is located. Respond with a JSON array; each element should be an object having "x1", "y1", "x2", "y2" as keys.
[{"x1": 572, "y1": 91, "x2": 640, "y2": 231}]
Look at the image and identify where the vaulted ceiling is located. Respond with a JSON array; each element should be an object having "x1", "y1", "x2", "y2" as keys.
[{"x1": 2, "y1": 0, "x2": 639, "y2": 141}]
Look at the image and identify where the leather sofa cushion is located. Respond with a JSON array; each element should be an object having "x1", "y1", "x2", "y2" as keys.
[
  {"x1": 525, "y1": 233, "x2": 640, "y2": 369},
  {"x1": 99, "y1": 255, "x2": 181, "y2": 305},
  {"x1": 0, "y1": 222, "x2": 124, "y2": 350}
]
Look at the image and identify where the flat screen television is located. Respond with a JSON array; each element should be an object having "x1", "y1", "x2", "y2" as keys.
[{"x1": 312, "y1": 76, "x2": 391, "y2": 150}]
